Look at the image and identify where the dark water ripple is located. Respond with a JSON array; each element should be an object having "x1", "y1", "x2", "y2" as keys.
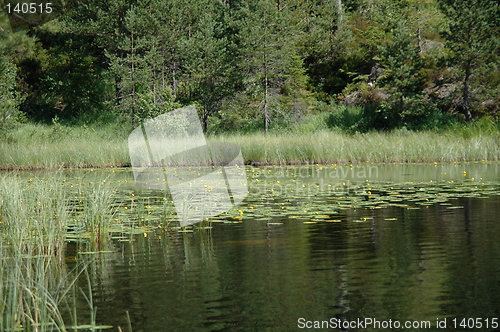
[{"x1": 65, "y1": 195, "x2": 500, "y2": 332}]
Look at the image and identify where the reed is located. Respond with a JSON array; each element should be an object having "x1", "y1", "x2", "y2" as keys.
[
  {"x1": 78, "y1": 179, "x2": 118, "y2": 250},
  {"x1": 1, "y1": 121, "x2": 499, "y2": 169},
  {"x1": 0, "y1": 175, "x2": 112, "y2": 331},
  {"x1": 213, "y1": 128, "x2": 500, "y2": 164},
  {"x1": 0, "y1": 175, "x2": 66, "y2": 331},
  {"x1": 0, "y1": 123, "x2": 129, "y2": 170}
]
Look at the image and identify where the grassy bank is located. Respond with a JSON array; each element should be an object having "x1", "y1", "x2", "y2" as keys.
[
  {"x1": 0, "y1": 122, "x2": 499, "y2": 169},
  {"x1": 0, "y1": 123, "x2": 129, "y2": 169},
  {"x1": 219, "y1": 128, "x2": 500, "y2": 164}
]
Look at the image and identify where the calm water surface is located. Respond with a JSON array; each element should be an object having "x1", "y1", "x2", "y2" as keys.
[{"x1": 62, "y1": 163, "x2": 500, "y2": 331}]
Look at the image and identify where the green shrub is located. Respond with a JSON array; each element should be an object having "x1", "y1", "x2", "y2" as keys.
[
  {"x1": 0, "y1": 58, "x2": 23, "y2": 135},
  {"x1": 325, "y1": 103, "x2": 367, "y2": 132}
]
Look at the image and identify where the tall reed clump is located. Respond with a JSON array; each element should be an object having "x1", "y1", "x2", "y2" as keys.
[
  {"x1": 77, "y1": 178, "x2": 118, "y2": 251},
  {"x1": 0, "y1": 175, "x2": 70, "y2": 331},
  {"x1": 0, "y1": 175, "x2": 108, "y2": 331}
]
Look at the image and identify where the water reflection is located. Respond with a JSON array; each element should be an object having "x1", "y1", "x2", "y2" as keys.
[
  {"x1": 35, "y1": 163, "x2": 497, "y2": 331},
  {"x1": 67, "y1": 195, "x2": 500, "y2": 331}
]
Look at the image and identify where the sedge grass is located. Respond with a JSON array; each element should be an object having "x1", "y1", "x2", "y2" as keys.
[
  {"x1": 213, "y1": 128, "x2": 500, "y2": 164},
  {"x1": 77, "y1": 178, "x2": 118, "y2": 251},
  {"x1": 0, "y1": 175, "x2": 70, "y2": 331},
  {"x1": 0, "y1": 123, "x2": 129, "y2": 170},
  {"x1": 1, "y1": 122, "x2": 499, "y2": 169},
  {"x1": 0, "y1": 174, "x2": 118, "y2": 331}
]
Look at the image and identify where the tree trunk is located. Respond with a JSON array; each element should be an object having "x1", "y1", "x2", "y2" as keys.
[
  {"x1": 462, "y1": 58, "x2": 473, "y2": 122},
  {"x1": 263, "y1": 21, "x2": 270, "y2": 134},
  {"x1": 172, "y1": 64, "x2": 177, "y2": 98},
  {"x1": 416, "y1": 4, "x2": 423, "y2": 54},
  {"x1": 417, "y1": 26, "x2": 423, "y2": 54},
  {"x1": 264, "y1": 72, "x2": 269, "y2": 134},
  {"x1": 202, "y1": 103, "x2": 209, "y2": 132},
  {"x1": 130, "y1": 31, "x2": 137, "y2": 129},
  {"x1": 153, "y1": 62, "x2": 157, "y2": 105},
  {"x1": 336, "y1": 0, "x2": 343, "y2": 30}
]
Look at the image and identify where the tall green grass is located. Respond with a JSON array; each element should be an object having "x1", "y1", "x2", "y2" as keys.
[
  {"x1": 214, "y1": 127, "x2": 500, "y2": 164},
  {"x1": 1, "y1": 120, "x2": 499, "y2": 169},
  {"x1": 0, "y1": 175, "x2": 69, "y2": 331},
  {"x1": 0, "y1": 174, "x2": 118, "y2": 331},
  {"x1": 0, "y1": 123, "x2": 129, "y2": 170}
]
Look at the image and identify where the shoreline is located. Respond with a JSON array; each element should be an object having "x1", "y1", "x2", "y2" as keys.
[
  {"x1": 0, "y1": 159, "x2": 497, "y2": 172},
  {"x1": 1, "y1": 125, "x2": 498, "y2": 170}
]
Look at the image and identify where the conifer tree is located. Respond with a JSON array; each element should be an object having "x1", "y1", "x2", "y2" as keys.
[
  {"x1": 439, "y1": 0, "x2": 500, "y2": 121},
  {"x1": 237, "y1": 0, "x2": 305, "y2": 132}
]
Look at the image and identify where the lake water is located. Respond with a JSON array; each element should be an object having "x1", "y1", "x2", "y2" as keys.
[{"x1": 10, "y1": 163, "x2": 500, "y2": 331}]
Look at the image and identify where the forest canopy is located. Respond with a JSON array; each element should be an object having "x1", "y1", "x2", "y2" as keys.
[{"x1": 1, "y1": 0, "x2": 499, "y2": 133}]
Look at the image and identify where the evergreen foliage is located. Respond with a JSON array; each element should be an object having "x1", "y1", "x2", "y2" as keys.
[{"x1": 1, "y1": 0, "x2": 498, "y2": 131}]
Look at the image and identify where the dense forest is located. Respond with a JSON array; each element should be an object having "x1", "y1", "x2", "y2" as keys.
[{"x1": 1, "y1": 0, "x2": 499, "y2": 134}]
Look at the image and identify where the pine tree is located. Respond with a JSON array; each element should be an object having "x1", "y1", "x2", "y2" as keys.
[
  {"x1": 439, "y1": 0, "x2": 500, "y2": 121},
  {"x1": 236, "y1": 0, "x2": 303, "y2": 132},
  {"x1": 176, "y1": 1, "x2": 234, "y2": 131}
]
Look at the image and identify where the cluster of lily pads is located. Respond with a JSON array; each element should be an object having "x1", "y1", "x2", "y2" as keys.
[{"x1": 204, "y1": 165, "x2": 500, "y2": 226}]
